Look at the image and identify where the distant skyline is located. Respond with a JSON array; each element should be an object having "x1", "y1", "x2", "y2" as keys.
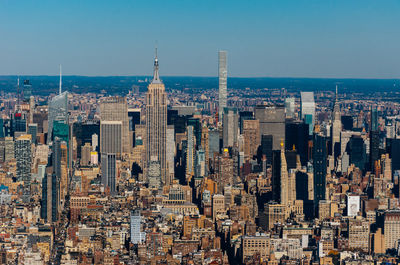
[{"x1": 1, "y1": 0, "x2": 400, "y2": 78}]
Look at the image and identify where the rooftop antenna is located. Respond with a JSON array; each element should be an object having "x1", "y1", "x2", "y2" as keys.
[
  {"x1": 17, "y1": 77, "x2": 20, "y2": 109},
  {"x1": 59, "y1": 64, "x2": 62, "y2": 95}
]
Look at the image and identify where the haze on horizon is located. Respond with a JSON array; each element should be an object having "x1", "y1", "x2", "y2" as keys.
[{"x1": 1, "y1": 0, "x2": 399, "y2": 79}]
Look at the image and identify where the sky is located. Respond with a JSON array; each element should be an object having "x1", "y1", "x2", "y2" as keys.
[{"x1": 0, "y1": 0, "x2": 400, "y2": 78}]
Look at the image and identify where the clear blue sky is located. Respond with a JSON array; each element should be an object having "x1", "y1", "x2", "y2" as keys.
[{"x1": 1, "y1": 0, "x2": 399, "y2": 78}]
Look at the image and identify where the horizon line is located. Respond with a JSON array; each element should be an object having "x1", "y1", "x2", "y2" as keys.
[{"x1": 0, "y1": 74, "x2": 399, "y2": 81}]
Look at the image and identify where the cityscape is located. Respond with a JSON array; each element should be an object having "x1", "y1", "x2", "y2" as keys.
[{"x1": 1, "y1": 1, "x2": 400, "y2": 265}]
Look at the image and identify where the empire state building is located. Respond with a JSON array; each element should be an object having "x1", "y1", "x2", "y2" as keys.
[{"x1": 146, "y1": 52, "x2": 167, "y2": 184}]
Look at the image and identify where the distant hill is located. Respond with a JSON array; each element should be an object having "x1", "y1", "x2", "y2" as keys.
[{"x1": 0, "y1": 75, "x2": 399, "y2": 95}]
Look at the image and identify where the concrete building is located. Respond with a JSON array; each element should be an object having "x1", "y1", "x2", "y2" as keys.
[
  {"x1": 255, "y1": 105, "x2": 285, "y2": 150},
  {"x1": 242, "y1": 235, "x2": 270, "y2": 263},
  {"x1": 223, "y1": 107, "x2": 238, "y2": 148},
  {"x1": 243, "y1": 119, "x2": 260, "y2": 160},
  {"x1": 218, "y1": 50, "x2": 227, "y2": 120},
  {"x1": 348, "y1": 218, "x2": 369, "y2": 251},
  {"x1": 384, "y1": 211, "x2": 400, "y2": 250},
  {"x1": 100, "y1": 96, "x2": 129, "y2": 154}
]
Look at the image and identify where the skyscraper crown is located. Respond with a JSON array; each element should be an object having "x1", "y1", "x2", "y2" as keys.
[{"x1": 152, "y1": 48, "x2": 161, "y2": 84}]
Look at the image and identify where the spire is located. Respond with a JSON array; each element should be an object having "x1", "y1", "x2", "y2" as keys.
[
  {"x1": 335, "y1": 84, "x2": 338, "y2": 101},
  {"x1": 59, "y1": 64, "x2": 62, "y2": 95},
  {"x1": 152, "y1": 47, "x2": 161, "y2": 84},
  {"x1": 333, "y1": 84, "x2": 340, "y2": 120}
]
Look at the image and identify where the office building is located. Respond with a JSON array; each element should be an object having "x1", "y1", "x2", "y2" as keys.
[
  {"x1": 300, "y1": 92, "x2": 315, "y2": 135},
  {"x1": 223, "y1": 107, "x2": 238, "y2": 148},
  {"x1": 131, "y1": 211, "x2": 146, "y2": 244},
  {"x1": 28, "y1": 123, "x2": 38, "y2": 144},
  {"x1": 81, "y1": 142, "x2": 91, "y2": 166},
  {"x1": 243, "y1": 119, "x2": 260, "y2": 160},
  {"x1": 100, "y1": 96, "x2": 129, "y2": 153},
  {"x1": 48, "y1": 91, "x2": 68, "y2": 144},
  {"x1": 285, "y1": 97, "x2": 295, "y2": 118},
  {"x1": 186, "y1": 125, "x2": 195, "y2": 181},
  {"x1": 313, "y1": 134, "x2": 327, "y2": 213},
  {"x1": 166, "y1": 125, "x2": 175, "y2": 185},
  {"x1": 101, "y1": 153, "x2": 116, "y2": 195},
  {"x1": 146, "y1": 53, "x2": 167, "y2": 184},
  {"x1": 255, "y1": 105, "x2": 285, "y2": 150},
  {"x1": 384, "y1": 211, "x2": 400, "y2": 250},
  {"x1": 348, "y1": 218, "x2": 370, "y2": 251},
  {"x1": 15, "y1": 134, "x2": 32, "y2": 184},
  {"x1": 100, "y1": 121, "x2": 122, "y2": 158}
]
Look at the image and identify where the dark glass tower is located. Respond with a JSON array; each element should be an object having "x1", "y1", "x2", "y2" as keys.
[{"x1": 313, "y1": 134, "x2": 327, "y2": 214}]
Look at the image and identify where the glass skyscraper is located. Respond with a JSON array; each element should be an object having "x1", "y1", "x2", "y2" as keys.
[{"x1": 47, "y1": 91, "x2": 68, "y2": 144}]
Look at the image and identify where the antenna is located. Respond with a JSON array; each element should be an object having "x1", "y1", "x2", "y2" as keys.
[{"x1": 59, "y1": 64, "x2": 62, "y2": 95}]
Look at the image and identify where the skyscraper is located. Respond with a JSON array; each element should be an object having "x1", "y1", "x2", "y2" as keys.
[
  {"x1": 284, "y1": 97, "x2": 295, "y2": 118},
  {"x1": 218, "y1": 50, "x2": 227, "y2": 120},
  {"x1": 100, "y1": 96, "x2": 129, "y2": 154},
  {"x1": 47, "y1": 92, "x2": 68, "y2": 144},
  {"x1": 280, "y1": 141, "x2": 289, "y2": 206},
  {"x1": 300, "y1": 92, "x2": 315, "y2": 135},
  {"x1": 313, "y1": 134, "x2": 327, "y2": 214},
  {"x1": 100, "y1": 121, "x2": 122, "y2": 158},
  {"x1": 243, "y1": 119, "x2": 260, "y2": 161},
  {"x1": 223, "y1": 107, "x2": 238, "y2": 148},
  {"x1": 186, "y1": 125, "x2": 195, "y2": 181},
  {"x1": 370, "y1": 107, "x2": 379, "y2": 170},
  {"x1": 15, "y1": 134, "x2": 32, "y2": 184},
  {"x1": 101, "y1": 153, "x2": 116, "y2": 195},
  {"x1": 331, "y1": 86, "x2": 342, "y2": 158},
  {"x1": 146, "y1": 52, "x2": 167, "y2": 184},
  {"x1": 166, "y1": 125, "x2": 175, "y2": 185},
  {"x1": 255, "y1": 105, "x2": 285, "y2": 150}
]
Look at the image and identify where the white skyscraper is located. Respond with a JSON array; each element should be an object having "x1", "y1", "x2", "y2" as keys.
[
  {"x1": 332, "y1": 86, "x2": 342, "y2": 156},
  {"x1": 218, "y1": 50, "x2": 227, "y2": 120}
]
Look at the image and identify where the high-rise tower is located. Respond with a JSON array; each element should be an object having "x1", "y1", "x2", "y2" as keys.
[
  {"x1": 146, "y1": 51, "x2": 167, "y2": 184},
  {"x1": 280, "y1": 140, "x2": 289, "y2": 206},
  {"x1": 218, "y1": 51, "x2": 227, "y2": 120},
  {"x1": 332, "y1": 85, "x2": 342, "y2": 158}
]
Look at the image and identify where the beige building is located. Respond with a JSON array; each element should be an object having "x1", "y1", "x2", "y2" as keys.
[
  {"x1": 146, "y1": 54, "x2": 167, "y2": 184},
  {"x1": 242, "y1": 235, "x2": 270, "y2": 263},
  {"x1": 265, "y1": 203, "x2": 287, "y2": 230},
  {"x1": 384, "y1": 211, "x2": 400, "y2": 250},
  {"x1": 81, "y1": 142, "x2": 91, "y2": 166},
  {"x1": 212, "y1": 194, "x2": 225, "y2": 221},
  {"x1": 348, "y1": 218, "x2": 370, "y2": 251},
  {"x1": 243, "y1": 119, "x2": 260, "y2": 160},
  {"x1": 100, "y1": 96, "x2": 129, "y2": 154}
]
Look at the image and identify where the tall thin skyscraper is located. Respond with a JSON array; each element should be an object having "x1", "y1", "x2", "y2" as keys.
[
  {"x1": 146, "y1": 51, "x2": 167, "y2": 184},
  {"x1": 186, "y1": 125, "x2": 195, "y2": 181},
  {"x1": 313, "y1": 134, "x2": 327, "y2": 214},
  {"x1": 332, "y1": 85, "x2": 342, "y2": 158},
  {"x1": 218, "y1": 50, "x2": 227, "y2": 120},
  {"x1": 280, "y1": 141, "x2": 289, "y2": 206}
]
